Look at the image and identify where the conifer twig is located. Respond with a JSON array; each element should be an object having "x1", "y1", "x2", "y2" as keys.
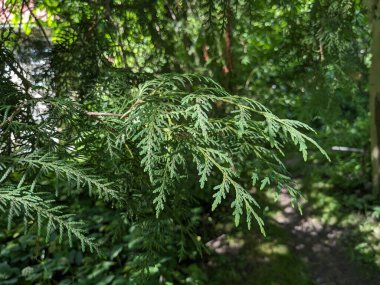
[
  {"x1": 24, "y1": 0, "x2": 52, "y2": 47},
  {"x1": 0, "y1": 102, "x2": 26, "y2": 129},
  {"x1": 85, "y1": 99, "x2": 143, "y2": 118},
  {"x1": 86, "y1": 112, "x2": 126, "y2": 117}
]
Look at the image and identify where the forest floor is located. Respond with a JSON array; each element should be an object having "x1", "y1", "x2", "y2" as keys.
[
  {"x1": 211, "y1": 186, "x2": 380, "y2": 285},
  {"x1": 274, "y1": 190, "x2": 380, "y2": 285}
]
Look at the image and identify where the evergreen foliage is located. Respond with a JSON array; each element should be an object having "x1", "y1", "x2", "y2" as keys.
[
  {"x1": 1, "y1": 63, "x2": 327, "y2": 267},
  {"x1": 1, "y1": 0, "x2": 371, "y2": 283}
]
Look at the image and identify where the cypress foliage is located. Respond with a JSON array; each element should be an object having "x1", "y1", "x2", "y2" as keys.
[
  {"x1": 1, "y1": 69, "x2": 328, "y2": 252},
  {"x1": 0, "y1": 0, "x2": 338, "y2": 282}
]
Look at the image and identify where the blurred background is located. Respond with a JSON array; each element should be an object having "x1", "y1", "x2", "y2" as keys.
[{"x1": 1, "y1": 0, "x2": 380, "y2": 284}]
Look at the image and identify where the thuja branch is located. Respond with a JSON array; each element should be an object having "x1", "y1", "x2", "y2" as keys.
[
  {"x1": 86, "y1": 112, "x2": 126, "y2": 117},
  {"x1": 86, "y1": 99, "x2": 143, "y2": 118},
  {"x1": 0, "y1": 102, "x2": 26, "y2": 129}
]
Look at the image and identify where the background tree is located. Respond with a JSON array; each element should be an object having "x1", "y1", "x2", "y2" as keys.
[{"x1": 367, "y1": 0, "x2": 380, "y2": 194}]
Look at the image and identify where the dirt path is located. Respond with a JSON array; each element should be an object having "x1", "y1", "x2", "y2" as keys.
[{"x1": 274, "y1": 190, "x2": 380, "y2": 285}]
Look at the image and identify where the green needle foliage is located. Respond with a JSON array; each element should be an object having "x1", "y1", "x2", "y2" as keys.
[
  {"x1": 0, "y1": 185, "x2": 98, "y2": 253},
  {"x1": 1, "y1": 70, "x2": 327, "y2": 260},
  {"x1": 117, "y1": 74, "x2": 329, "y2": 232},
  {"x1": 0, "y1": 0, "x2": 346, "y2": 282}
]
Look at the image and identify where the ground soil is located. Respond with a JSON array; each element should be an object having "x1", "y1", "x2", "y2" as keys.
[{"x1": 274, "y1": 190, "x2": 380, "y2": 285}]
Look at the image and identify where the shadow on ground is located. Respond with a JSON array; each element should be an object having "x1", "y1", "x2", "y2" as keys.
[{"x1": 208, "y1": 186, "x2": 380, "y2": 285}]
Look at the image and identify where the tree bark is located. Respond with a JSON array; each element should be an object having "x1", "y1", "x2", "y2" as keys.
[{"x1": 368, "y1": 0, "x2": 380, "y2": 194}]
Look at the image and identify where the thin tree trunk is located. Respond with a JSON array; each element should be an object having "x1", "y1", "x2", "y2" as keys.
[
  {"x1": 368, "y1": 0, "x2": 380, "y2": 194},
  {"x1": 222, "y1": 3, "x2": 234, "y2": 92}
]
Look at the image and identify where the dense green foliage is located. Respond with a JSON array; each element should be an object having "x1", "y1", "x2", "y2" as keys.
[{"x1": 0, "y1": 0, "x2": 379, "y2": 284}]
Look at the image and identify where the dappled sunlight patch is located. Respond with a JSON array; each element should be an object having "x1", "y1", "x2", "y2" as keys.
[
  {"x1": 311, "y1": 181, "x2": 334, "y2": 190},
  {"x1": 295, "y1": 182, "x2": 380, "y2": 279},
  {"x1": 257, "y1": 242, "x2": 289, "y2": 256},
  {"x1": 345, "y1": 217, "x2": 380, "y2": 268},
  {"x1": 306, "y1": 189, "x2": 341, "y2": 225},
  {"x1": 206, "y1": 234, "x2": 245, "y2": 255}
]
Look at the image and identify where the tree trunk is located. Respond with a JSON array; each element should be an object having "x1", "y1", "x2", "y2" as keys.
[
  {"x1": 222, "y1": 3, "x2": 234, "y2": 92},
  {"x1": 368, "y1": 0, "x2": 380, "y2": 194}
]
